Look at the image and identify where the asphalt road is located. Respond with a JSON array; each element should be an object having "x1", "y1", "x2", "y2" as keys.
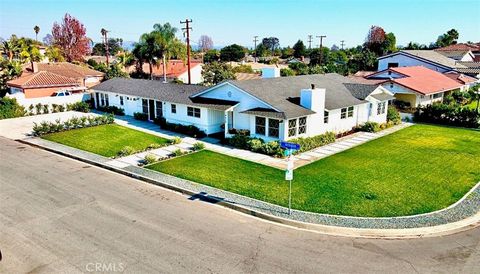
[{"x1": 0, "y1": 137, "x2": 479, "y2": 273}]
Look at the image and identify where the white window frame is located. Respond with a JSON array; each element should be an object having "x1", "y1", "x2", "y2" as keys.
[
  {"x1": 187, "y1": 106, "x2": 201, "y2": 118},
  {"x1": 255, "y1": 116, "x2": 266, "y2": 136},
  {"x1": 268, "y1": 118, "x2": 280, "y2": 138}
]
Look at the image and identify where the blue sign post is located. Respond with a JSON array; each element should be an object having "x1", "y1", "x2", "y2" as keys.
[{"x1": 280, "y1": 141, "x2": 300, "y2": 215}]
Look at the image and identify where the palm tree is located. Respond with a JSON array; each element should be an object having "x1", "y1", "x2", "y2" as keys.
[
  {"x1": 151, "y1": 23, "x2": 186, "y2": 82},
  {"x1": 2, "y1": 40, "x2": 20, "y2": 61},
  {"x1": 138, "y1": 32, "x2": 161, "y2": 79},
  {"x1": 100, "y1": 28, "x2": 109, "y2": 65},
  {"x1": 34, "y1": 25, "x2": 40, "y2": 41}
]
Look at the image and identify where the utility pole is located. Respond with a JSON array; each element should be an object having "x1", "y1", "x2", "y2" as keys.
[
  {"x1": 253, "y1": 36, "x2": 259, "y2": 63},
  {"x1": 180, "y1": 19, "x2": 193, "y2": 84},
  {"x1": 340, "y1": 40, "x2": 345, "y2": 50},
  {"x1": 317, "y1": 35, "x2": 326, "y2": 65},
  {"x1": 307, "y1": 35, "x2": 313, "y2": 49}
]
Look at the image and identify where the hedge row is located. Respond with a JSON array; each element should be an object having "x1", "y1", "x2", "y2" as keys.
[
  {"x1": 222, "y1": 135, "x2": 283, "y2": 157},
  {"x1": 414, "y1": 103, "x2": 479, "y2": 128},
  {"x1": 32, "y1": 114, "x2": 114, "y2": 136},
  {"x1": 154, "y1": 117, "x2": 206, "y2": 138},
  {"x1": 288, "y1": 132, "x2": 336, "y2": 153}
]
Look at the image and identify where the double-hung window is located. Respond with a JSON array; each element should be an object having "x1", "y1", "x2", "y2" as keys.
[
  {"x1": 324, "y1": 111, "x2": 329, "y2": 123},
  {"x1": 187, "y1": 107, "x2": 201, "y2": 118},
  {"x1": 119, "y1": 96, "x2": 124, "y2": 106},
  {"x1": 171, "y1": 104, "x2": 177, "y2": 114},
  {"x1": 255, "y1": 116, "x2": 266, "y2": 135},
  {"x1": 341, "y1": 108, "x2": 347, "y2": 119},
  {"x1": 298, "y1": 117, "x2": 307, "y2": 134},
  {"x1": 268, "y1": 119, "x2": 279, "y2": 138},
  {"x1": 347, "y1": 106, "x2": 354, "y2": 118},
  {"x1": 288, "y1": 119, "x2": 296, "y2": 137},
  {"x1": 142, "y1": 99, "x2": 148, "y2": 114},
  {"x1": 155, "y1": 101, "x2": 162, "y2": 118}
]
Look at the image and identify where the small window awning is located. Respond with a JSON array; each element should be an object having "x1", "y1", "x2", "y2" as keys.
[{"x1": 371, "y1": 93, "x2": 396, "y2": 101}]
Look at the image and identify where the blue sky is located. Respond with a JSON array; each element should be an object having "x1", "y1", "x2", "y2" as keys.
[{"x1": 1, "y1": 0, "x2": 479, "y2": 48}]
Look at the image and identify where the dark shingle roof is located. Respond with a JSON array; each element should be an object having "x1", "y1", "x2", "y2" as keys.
[
  {"x1": 92, "y1": 78, "x2": 236, "y2": 111},
  {"x1": 227, "y1": 73, "x2": 367, "y2": 118},
  {"x1": 343, "y1": 83, "x2": 378, "y2": 100}
]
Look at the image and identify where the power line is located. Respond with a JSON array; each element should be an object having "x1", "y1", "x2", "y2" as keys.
[
  {"x1": 180, "y1": 19, "x2": 193, "y2": 85},
  {"x1": 340, "y1": 40, "x2": 345, "y2": 50}
]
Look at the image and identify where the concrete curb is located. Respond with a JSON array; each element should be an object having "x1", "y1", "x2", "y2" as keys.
[{"x1": 17, "y1": 138, "x2": 480, "y2": 239}]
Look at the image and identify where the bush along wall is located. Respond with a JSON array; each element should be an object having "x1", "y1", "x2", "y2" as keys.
[
  {"x1": 32, "y1": 114, "x2": 115, "y2": 136},
  {"x1": 98, "y1": 105, "x2": 125, "y2": 116},
  {"x1": 133, "y1": 112, "x2": 149, "y2": 121},
  {"x1": 414, "y1": 103, "x2": 479, "y2": 128},
  {"x1": 288, "y1": 132, "x2": 336, "y2": 153},
  {"x1": 154, "y1": 117, "x2": 207, "y2": 138}
]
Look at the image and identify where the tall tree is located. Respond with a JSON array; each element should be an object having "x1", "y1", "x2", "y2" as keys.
[
  {"x1": 51, "y1": 13, "x2": 90, "y2": 61},
  {"x1": 220, "y1": 44, "x2": 245, "y2": 62},
  {"x1": 92, "y1": 38, "x2": 122, "y2": 56},
  {"x1": 45, "y1": 46, "x2": 65, "y2": 62},
  {"x1": 384, "y1": 32, "x2": 397, "y2": 53},
  {"x1": 152, "y1": 23, "x2": 186, "y2": 81},
  {"x1": 364, "y1": 25, "x2": 387, "y2": 55},
  {"x1": 20, "y1": 44, "x2": 43, "y2": 71},
  {"x1": 198, "y1": 35, "x2": 214, "y2": 52},
  {"x1": 292, "y1": 40, "x2": 306, "y2": 58},
  {"x1": 33, "y1": 25, "x2": 40, "y2": 41},
  {"x1": 201, "y1": 61, "x2": 235, "y2": 85},
  {"x1": 436, "y1": 29, "x2": 459, "y2": 48},
  {"x1": 261, "y1": 37, "x2": 280, "y2": 55},
  {"x1": 2, "y1": 39, "x2": 20, "y2": 61}
]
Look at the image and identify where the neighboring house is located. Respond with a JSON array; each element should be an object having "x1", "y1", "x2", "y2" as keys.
[
  {"x1": 92, "y1": 74, "x2": 393, "y2": 141},
  {"x1": 435, "y1": 43, "x2": 480, "y2": 62},
  {"x1": 455, "y1": 61, "x2": 480, "y2": 79},
  {"x1": 127, "y1": 60, "x2": 203, "y2": 84},
  {"x1": 366, "y1": 66, "x2": 464, "y2": 107},
  {"x1": 443, "y1": 71, "x2": 478, "y2": 91},
  {"x1": 7, "y1": 71, "x2": 82, "y2": 99},
  {"x1": 436, "y1": 50, "x2": 475, "y2": 62},
  {"x1": 235, "y1": 72, "x2": 261, "y2": 81},
  {"x1": 31, "y1": 62, "x2": 105, "y2": 88},
  {"x1": 377, "y1": 50, "x2": 463, "y2": 72}
]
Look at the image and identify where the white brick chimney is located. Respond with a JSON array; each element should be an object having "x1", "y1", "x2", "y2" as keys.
[{"x1": 300, "y1": 84, "x2": 325, "y2": 113}]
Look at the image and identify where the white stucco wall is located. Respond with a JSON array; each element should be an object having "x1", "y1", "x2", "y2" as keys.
[
  {"x1": 177, "y1": 64, "x2": 203, "y2": 84},
  {"x1": 378, "y1": 54, "x2": 450, "y2": 72}
]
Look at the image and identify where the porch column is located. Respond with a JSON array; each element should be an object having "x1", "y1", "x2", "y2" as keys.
[{"x1": 224, "y1": 111, "x2": 229, "y2": 137}]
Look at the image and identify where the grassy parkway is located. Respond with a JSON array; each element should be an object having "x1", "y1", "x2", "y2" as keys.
[{"x1": 41, "y1": 122, "x2": 480, "y2": 217}]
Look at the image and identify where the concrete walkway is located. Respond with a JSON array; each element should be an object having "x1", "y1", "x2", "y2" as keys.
[{"x1": 110, "y1": 113, "x2": 413, "y2": 170}]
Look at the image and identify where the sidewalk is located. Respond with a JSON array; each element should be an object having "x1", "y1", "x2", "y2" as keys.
[{"x1": 19, "y1": 136, "x2": 480, "y2": 238}]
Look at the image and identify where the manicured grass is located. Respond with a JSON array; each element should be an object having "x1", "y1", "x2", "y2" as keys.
[
  {"x1": 42, "y1": 124, "x2": 169, "y2": 157},
  {"x1": 147, "y1": 124, "x2": 480, "y2": 217}
]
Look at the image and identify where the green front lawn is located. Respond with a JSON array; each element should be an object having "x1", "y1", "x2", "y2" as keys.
[
  {"x1": 147, "y1": 124, "x2": 480, "y2": 217},
  {"x1": 42, "y1": 124, "x2": 169, "y2": 157}
]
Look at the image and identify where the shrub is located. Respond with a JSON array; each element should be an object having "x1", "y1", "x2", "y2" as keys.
[
  {"x1": 133, "y1": 112, "x2": 148, "y2": 121},
  {"x1": 98, "y1": 105, "x2": 125, "y2": 116},
  {"x1": 143, "y1": 154, "x2": 158, "y2": 165},
  {"x1": 51, "y1": 104, "x2": 59, "y2": 113},
  {"x1": 118, "y1": 146, "x2": 136, "y2": 157},
  {"x1": 31, "y1": 114, "x2": 115, "y2": 136},
  {"x1": 172, "y1": 149, "x2": 185, "y2": 157},
  {"x1": 226, "y1": 134, "x2": 251, "y2": 149},
  {"x1": 169, "y1": 136, "x2": 182, "y2": 145},
  {"x1": 0, "y1": 97, "x2": 25, "y2": 119},
  {"x1": 387, "y1": 106, "x2": 401, "y2": 125},
  {"x1": 147, "y1": 143, "x2": 163, "y2": 150},
  {"x1": 223, "y1": 135, "x2": 282, "y2": 156},
  {"x1": 289, "y1": 132, "x2": 336, "y2": 153},
  {"x1": 359, "y1": 122, "x2": 381, "y2": 133},
  {"x1": 35, "y1": 103, "x2": 43, "y2": 115},
  {"x1": 28, "y1": 104, "x2": 35, "y2": 115},
  {"x1": 42, "y1": 104, "x2": 49, "y2": 114},
  {"x1": 192, "y1": 142, "x2": 205, "y2": 151},
  {"x1": 67, "y1": 101, "x2": 90, "y2": 113},
  {"x1": 58, "y1": 104, "x2": 66, "y2": 112},
  {"x1": 247, "y1": 138, "x2": 264, "y2": 152},
  {"x1": 153, "y1": 117, "x2": 207, "y2": 138},
  {"x1": 414, "y1": 103, "x2": 479, "y2": 128}
]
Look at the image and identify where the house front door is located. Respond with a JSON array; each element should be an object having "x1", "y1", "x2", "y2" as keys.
[{"x1": 148, "y1": 99, "x2": 155, "y2": 121}]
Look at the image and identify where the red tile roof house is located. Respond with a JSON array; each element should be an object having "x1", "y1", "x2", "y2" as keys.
[
  {"x1": 6, "y1": 62, "x2": 103, "y2": 111},
  {"x1": 365, "y1": 66, "x2": 464, "y2": 107},
  {"x1": 127, "y1": 60, "x2": 203, "y2": 84}
]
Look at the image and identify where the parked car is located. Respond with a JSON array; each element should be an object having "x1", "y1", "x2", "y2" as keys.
[{"x1": 51, "y1": 91, "x2": 72, "y2": 97}]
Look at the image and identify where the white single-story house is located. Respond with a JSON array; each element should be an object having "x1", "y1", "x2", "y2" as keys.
[
  {"x1": 366, "y1": 66, "x2": 464, "y2": 107},
  {"x1": 92, "y1": 74, "x2": 394, "y2": 141}
]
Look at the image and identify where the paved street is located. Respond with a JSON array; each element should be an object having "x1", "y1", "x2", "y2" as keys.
[{"x1": 0, "y1": 137, "x2": 479, "y2": 273}]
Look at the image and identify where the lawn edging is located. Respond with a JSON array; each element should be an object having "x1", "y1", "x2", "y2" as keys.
[{"x1": 17, "y1": 137, "x2": 480, "y2": 238}]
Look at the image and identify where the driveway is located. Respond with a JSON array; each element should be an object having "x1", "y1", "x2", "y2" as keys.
[
  {"x1": 0, "y1": 111, "x2": 95, "y2": 140},
  {"x1": 0, "y1": 137, "x2": 479, "y2": 273}
]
